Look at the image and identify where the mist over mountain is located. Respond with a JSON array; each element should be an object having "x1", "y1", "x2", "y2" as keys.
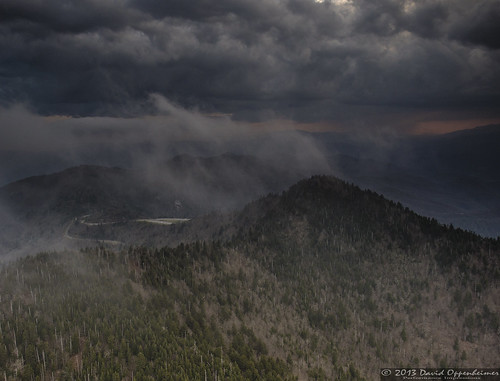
[
  {"x1": 2, "y1": 124, "x2": 500, "y2": 239},
  {"x1": 1, "y1": 124, "x2": 499, "y2": 261},
  {"x1": 0, "y1": 152, "x2": 324, "y2": 259},
  {"x1": 0, "y1": 152, "x2": 317, "y2": 219}
]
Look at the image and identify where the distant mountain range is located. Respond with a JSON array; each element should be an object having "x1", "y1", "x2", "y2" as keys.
[{"x1": 0, "y1": 124, "x2": 499, "y2": 260}]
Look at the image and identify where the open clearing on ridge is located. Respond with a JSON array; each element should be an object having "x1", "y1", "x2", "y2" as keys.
[{"x1": 135, "y1": 218, "x2": 191, "y2": 225}]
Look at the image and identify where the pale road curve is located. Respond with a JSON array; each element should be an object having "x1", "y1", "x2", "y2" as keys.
[{"x1": 63, "y1": 216, "x2": 123, "y2": 246}]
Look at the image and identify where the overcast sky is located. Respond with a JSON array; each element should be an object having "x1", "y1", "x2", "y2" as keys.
[{"x1": 1, "y1": 0, "x2": 500, "y2": 134}]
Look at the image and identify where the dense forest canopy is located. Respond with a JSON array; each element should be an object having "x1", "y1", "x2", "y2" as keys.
[{"x1": 0, "y1": 176, "x2": 498, "y2": 380}]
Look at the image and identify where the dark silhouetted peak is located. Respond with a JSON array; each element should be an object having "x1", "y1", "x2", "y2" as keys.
[
  {"x1": 0, "y1": 165, "x2": 163, "y2": 220},
  {"x1": 233, "y1": 175, "x2": 495, "y2": 271}
]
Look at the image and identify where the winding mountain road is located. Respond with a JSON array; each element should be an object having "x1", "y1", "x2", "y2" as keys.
[
  {"x1": 63, "y1": 216, "x2": 123, "y2": 246},
  {"x1": 63, "y1": 215, "x2": 191, "y2": 246}
]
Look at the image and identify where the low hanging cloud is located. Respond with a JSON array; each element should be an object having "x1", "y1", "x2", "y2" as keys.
[
  {"x1": 0, "y1": 96, "x2": 245, "y2": 158},
  {"x1": 0, "y1": 95, "x2": 334, "y2": 185},
  {"x1": 0, "y1": 0, "x2": 498, "y2": 128}
]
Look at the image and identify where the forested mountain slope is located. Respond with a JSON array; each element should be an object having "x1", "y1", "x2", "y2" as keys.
[{"x1": 0, "y1": 176, "x2": 498, "y2": 380}]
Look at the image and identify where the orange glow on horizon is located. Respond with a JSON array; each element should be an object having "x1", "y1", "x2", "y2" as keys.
[{"x1": 413, "y1": 118, "x2": 500, "y2": 135}]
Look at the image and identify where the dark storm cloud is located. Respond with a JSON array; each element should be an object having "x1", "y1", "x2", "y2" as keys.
[
  {"x1": 0, "y1": 0, "x2": 138, "y2": 34},
  {"x1": 403, "y1": 1, "x2": 448, "y2": 39},
  {"x1": 0, "y1": 0, "x2": 499, "y2": 124},
  {"x1": 131, "y1": 0, "x2": 265, "y2": 22},
  {"x1": 447, "y1": 1, "x2": 500, "y2": 50}
]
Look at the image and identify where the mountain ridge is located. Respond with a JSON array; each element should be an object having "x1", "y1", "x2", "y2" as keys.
[{"x1": 0, "y1": 174, "x2": 498, "y2": 380}]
